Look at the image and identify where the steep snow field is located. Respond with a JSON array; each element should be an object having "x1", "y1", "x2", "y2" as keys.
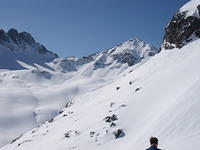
[
  {"x1": 1, "y1": 1, "x2": 200, "y2": 149},
  {"x1": 2, "y1": 39, "x2": 200, "y2": 150},
  {"x1": 0, "y1": 38, "x2": 158, "y2": 147}
]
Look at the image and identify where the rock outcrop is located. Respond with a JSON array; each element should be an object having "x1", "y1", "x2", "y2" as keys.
[
  {"x1": 0, "y1": 28, "x2": 58, "y2": 69},
  {"x1": 163, "y1": 0, "x2": 200, "y2": 49}
]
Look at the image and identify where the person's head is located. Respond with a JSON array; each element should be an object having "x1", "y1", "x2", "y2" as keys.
[{"x1": 150, "y1": 137, "x2": 159, "y2": 147}]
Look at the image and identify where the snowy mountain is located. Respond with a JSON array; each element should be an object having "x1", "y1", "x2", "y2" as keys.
[
  {"x1": 0, "y1": 34, "x2": 158, "y2": 147},
  {"x1": 163, "y1": 0, "x2": 200, "y2": 49},
  {"x1": 1, "y1": 1, "x2": 200, "y2": 150},
  {"x1": 50, "y1": 38, "x2": 158, "y2": 72},
  {"x1": 0, "y1": 28, "x2": 58, "y2": 70},
  {"x1": 2, "y1": 38, "x2": 200, "y2": 150}
]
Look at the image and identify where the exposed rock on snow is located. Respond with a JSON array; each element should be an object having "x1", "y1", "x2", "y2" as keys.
[
  {"x1": 113, "y1": 129, "x2": 125, "y2": 139},
  {"x1": 116, "y1": 87, "x2": 120, "y2": 90},
  {"x1": 1, "y1": 1, "x2": 200, "y2": 150},
  {"x1": 104, "y1": 114, "x2": 118, "y2": 123},
  {"x1": 163, "y1": 0, "x2": 200, "y2": 49},
  {"x1": 0, "y1": 28, "x2": 58, "y2": 70},
  {"x1": 3, "y1": 39, "x2": 200, "y2": 150},
  {"x1": 0, "y1": 31, "x2": 160, "y2": 147},
  {"x1": 50, "y1": 38, "x2": 159, "y2": 72}
]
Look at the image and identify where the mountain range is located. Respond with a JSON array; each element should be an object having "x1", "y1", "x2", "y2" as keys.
[{"x1": 0, "y1": 0, "x2": 200, "y2": 150}]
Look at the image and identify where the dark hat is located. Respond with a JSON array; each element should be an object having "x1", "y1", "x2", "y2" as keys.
[{"x1": 150, "y1": 137, "x2": 158, "y2": 145}]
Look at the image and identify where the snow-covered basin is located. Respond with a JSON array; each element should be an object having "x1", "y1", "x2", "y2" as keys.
[
  {"x1": 180, "y1": 0, "x2": 200, "y2": 18},
  {"x1": 2, "y1": 39, "x2": 200, "y2": 150},
  {"x1": 0, "y1": 57, "x2": 132, "y2": 147}
]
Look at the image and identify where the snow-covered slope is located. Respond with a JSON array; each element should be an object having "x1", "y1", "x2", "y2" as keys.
[
  {"x1": 1, "y1": 1, "x2": 200, "y2": 149},
  {"x1": 49, "y1": 38, "x2": 158, "y2": 72},
  {"x1": 2, "y1": 38, "x2": 200, "y2": 150},
  {"x1": 180, "y1": 0, "x2": 200, "y2": 17},
  {"x1": 0, "y1": 28, "x2": 58, "y2": 70},
  {"x1": 0, "y1": 36, "x2": 158, "y2": 147}
]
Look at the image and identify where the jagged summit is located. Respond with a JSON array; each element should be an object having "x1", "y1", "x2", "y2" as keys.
[
  {"x1": 0, "y1": 28, "x2": 57, "y2": 56},
  {"x1": 51, "y1": 38, "x2": 158, "y2": 72},
  {"x1": 0, "y1": 29, "x2": 158, "y2": 71},
  {"x1": 162, "y1": 0, "x2": 200, "y2": 49},
  {"x1": 0, "y1": 28, "x2": 58, "y2": 70},
  {"x1": 6, "y1": 28, "x2": 35, "y2": 45}
]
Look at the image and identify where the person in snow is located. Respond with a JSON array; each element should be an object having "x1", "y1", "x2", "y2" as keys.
[{"x1": 146, "y1": 137, "x2": 161, "y2": 150}]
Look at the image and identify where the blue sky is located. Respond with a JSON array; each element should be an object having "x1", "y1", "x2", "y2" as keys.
[{"x1": 0, "y1": 0, "x2": 189, "y2": 57}]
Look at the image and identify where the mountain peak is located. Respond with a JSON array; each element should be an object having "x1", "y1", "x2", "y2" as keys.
[
  {"x1": 6, "y1": 28, "x2": 37, "y2": 46},
  {"x1": 162, "y1": 0, "x2": 200, "y2": 49},
  {"x1": 0, "y1": 28, "x2": 58, "y2": 70},
  {"x1": 109, "y1": 38, "x2": 157, "y2": 56},
  {"x1": 51, "y1": 38, "x2": 158, "y2": 72}
]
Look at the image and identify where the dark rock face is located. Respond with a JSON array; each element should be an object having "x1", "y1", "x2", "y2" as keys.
[
  {"x1": 7, "y1": 29, "x2": 35, "y2": 45},
  {"x1": 7, "y1": 28, "x2": 19, "y2": 44},
  {"x1": 53, "y1": 39, "x2": 158, "y2": 72},
  {"x1": 19, "y1": 32, "x2": 35, "y2": 45},
  {"x1": 0, "y1": 29, "x2": 9, "y2": 43},
  {"x1": 0, "y1": 28, "x2": 58, "y2": 57},
  {"x1": 163, "y1": 6, "x2": 200, "y2": 49},
  {"x1": 112, "y1": 52, "x2": 140, "y2": 66},
  {"x1": 38, "y1": 45, "x2": 49, "y2": 54}
]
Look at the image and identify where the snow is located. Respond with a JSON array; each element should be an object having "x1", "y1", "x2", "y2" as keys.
[
  {"x1": 0, "y1": 38, "x2": 157, "y2": 147},
  {"x1": 2, "y1": 39, "x2": 200, "y2": 150},
  {"x1": 0, "y1": 29, "x2": 57, "y2": 70},
  {"x1": 109, "y1": 38, "x2": 157, "y2": 57},
  {"x1": 180, "y1": 0, "x2": 200, "y2": 18},
  {"x1": 50, "y1": 38, "x2": 158, "y2": 72}
]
